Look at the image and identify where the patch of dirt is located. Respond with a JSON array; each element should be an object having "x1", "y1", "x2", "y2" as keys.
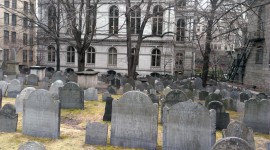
[{"x1": 61, "y1": 115, "x2": 83, "y2": 130}]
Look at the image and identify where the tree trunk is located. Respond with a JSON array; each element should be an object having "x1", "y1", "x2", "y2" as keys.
[
  {"x1": 56, "y1": 39, "x2": 60, "y2": 71},
  {"x1": 77, "y1": 50, "x2": 85, "y2": 72}
]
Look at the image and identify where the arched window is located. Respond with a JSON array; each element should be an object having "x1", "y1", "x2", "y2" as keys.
[
  {"x1": 48, "y1": 5, "x2": 56, "y2": 30},
  {"x1": 151, "y1": 49, "x2": 161, "y2": 67},
  {"x1": 152, "y1": 5, "x2": 163, "y2": 35},
  {"x1": 109, "y1": 6, "x2": 119, "y2": 34},
  {"x1": 89, "y1": 5, "x2": 96, "y2": 33},
  {"x1": 108, "y1": 47, "x2": 117, "y2": 65},
  {"x1": 131, "y1": 48, "x2": 139, "y2": 66},
  {"x1": 131, "y1": 5, "x2": 141, "y2": 34},
  {"x1": 67, "y1": 46, "x2": 75, "y2": 63},
  {"x1": 87, "y1": 47, "x2": 95, "y2": 64},
  {"x1": 177, "y1": 19, "x2": 186, "y2": 41},
  {"x1": 48, "y1": 45, "x2": 55, "y2": 62},
  {"x1": 256, "y1": 46, "x2": 263, "y2": 64}
]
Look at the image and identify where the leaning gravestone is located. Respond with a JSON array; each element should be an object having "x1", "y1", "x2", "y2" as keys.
[
  {"x1": 193, "y1": 77, "x2": 203, "y2": 90},
  {"x1": 18, "y1": 141, "x2": 46, "y2": 150},
  {"x1": 0, "y1": 103, "x2": 18, "y2": 132},
  {"x1": 15, "y1": 87, "x2": 36, "y2": 113},
  {"x1": 0, "y1": 81, "x2": 8, "y2": 96},
  {"x1": 84, "y1": 88, "x2": 98, "y2": 101},
  {"x1": 51, "y1": 71, "x2": 67, "y2": 83},
  {"x1": 7, "y1": 79, "x2": 22, "y2": 98},
  {"x1": 23, "y1": 89, "x2": 60, "y2": 139},
  {"x1": 243, "y1": 99, "x2": 270, "y2": 134},
  {"x1": 199, "y1": 91, "x2": 209, "y2": 100},
  {"x1": 59, "y1": 82, "x2": 84, "y2": 109},
  {"x1": 85, "y1": 122, "x2": 108, "y2": 146},
  {"x1": 111, "y1": 91, "x2": 158, "y2": 150},
  {"x1": 222, "y1": 120, "x2": 255, "y2": 149},
  {"x1": 211, "y1": 137, "x2": 253, "y2": 150},
  {"x1": 49, "y1": 80, "x2": 64, "y2": 100},
  {"x1": 103, "y1": 97, "x2": 113, "y2": 121},
  {"x1": 207, "y1": 101, "x2": 230, "y2": 130},
  {"x1": 240, "y1": 92, "x2": 250, "y2": 102},
  {"x1": 27, "y1": 74, "x2": 39, "y2": 86},
  {"x1": 123, "y1": 83, "x2": 133, "y2": 93},
  {"x1": 163, "y1": 100, "x2": 216, "y2": 150}
]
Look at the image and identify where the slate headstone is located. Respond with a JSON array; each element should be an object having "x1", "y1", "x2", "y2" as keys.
[
  {"x1": 15, "y1": 87, "x2": 36, "y2": 113},
  {"x1": 0, "y1": 81, "x2": 8, "y2": 96},
  {"x1": 84, "y1": 88, "x2": 98, "y2": 101},
  {"x1": 102, "y1": 91, "x2": 111, "y2": 101},
  {"x1": 240, "y1": 92, "x2": 250, "y2": 102},
  {"x1": 18, "y1": 141, "x2": 46, "y2": 150},
  {"x1": 0, "y1": 103, "x2": 18, "y2": 132},
  {"x1": 207, "y1": 101, "x2": 230, "y2": 130},
  {"x1": 51, "y1": 71, "x2": 66, "y2": 83},
  {"x1": 193, "y1": 77, "x2": 203, "y2": 90},
  {"x1": 211, "y1": 137, "x2": 253, "y2": 150},
  {"x1": 205, "y1": 93, "x2": 222, "y2": 106},
  {"x1": 49, "y1": 80, "x2": 64, "y2": 100},
  {"x1": 123, "y1": 83, "x2": 133, "y2": 93},
  {"x1": 27, "y1": 74, "x2": 39, "y2": 86},
  {"x1": 107, "y1": 85, "x2": 117, "y2": 94},
  {"x1": 67, "y1": 72, "x2": 78, "y2": 83},
  {"x1": 199, "y1": 91, "x2": 209, "y2": 100},
  {"x1": 23, "y1": 89, "x2": 60, "y2": 139},
  {"x1": 148, "y1": 94, "x2": 159, "y2": 104},
  {"x1": 155, "y1": 81, "x2": 164, "y2": 93},
  {"x1": 7, "y1": 79, "x2": 22, "y2": 98},
  {"x1": 256, "y1": 93, "x2": 268, "y2": 100},
  {"x1": 85, "y1": 122, "x2": 108, "y2": 146},
  {"x1": 103, "y1": 97, "x2": 113, "y2": 121}
]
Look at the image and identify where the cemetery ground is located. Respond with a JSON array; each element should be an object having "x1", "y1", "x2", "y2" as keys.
[{"x1": 1, "y1": 95, "x2": 270, "y2": 149}]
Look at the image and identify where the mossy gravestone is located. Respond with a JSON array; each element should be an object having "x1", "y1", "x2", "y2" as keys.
[
  {"x1": 84, "y1": 87, "x2": 98, "y2": 101},
  {"x1": 85, "y1": 122, "x2": 108, "y2": 146},
  {"x1": 18, "y1": 141, "x2": 46, "y2": 150},
  {"x1": 23, "y1": 89, "x2": 60, "y2": 139},
  {"x1": 0, "y1": 103, "x2": 18, "y2": 132},
  {"x1": 212, "y1": 137, "x2": 253, "y2": 150},
  {"x1": 111, "y1": 91, "x2": 158, "y2": 150}
]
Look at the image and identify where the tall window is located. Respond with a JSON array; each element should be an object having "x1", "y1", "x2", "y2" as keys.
[
  {"x1": 177, "y1": 0, "x2": 186, "y2": 7},
  {"x1": 109, "y1": 6, "x2": 119, "y2": 34},
  {"x1": 29, "y1": 35, "x2": 33, "y2": 46},
  {"x1": 67, "y1": 46, "x2": 75, "y2": 63},
  {"x1": 87, "y1": 47, "x2": 95, "y2": 64},
  {"x1": 258, "y1": 6, "x2": 265, "y2": 32},
  {"x1": 12, "y1": 0, "x2": 17, "y2": 9},
  {"x1": 11, "y1": 32, "x2": 16, "y2": 43},
  {"x1": 48, "y1": 5, "x2": 56, "y2": 30},
  {"x1": 89, "y1": 5, "x2": 96, "y2": 33},
  {"x1": 30, "y1": 2, "x2": 34, "y2": 13},
  {"x1": 4, "y1": 0, "x2": 9, "y2": 8},
  {"x1": 12, "y1": 14, "x2": 16, "y2": 26},
  {"x1": 29, "y1": 50, "x2": 33, "y2": 62},
  {"x1": 48, "y1": 45, "x2": 55, "y2": 62},
  {"x1": 131, "y1": 48, "x2": 139, "y2": 66},
  {"x1": 4, "y1": 13, "x2": 9, "y2": 25},
  {"x1": 23, "y1": 50, "x2": 27, "y2": 62},
  {"x1": 152, "y1": 5, "x2": 163, "y2": 35},
  {"x1": 131, "y1": 5, "x2": 141, "y2": 34},
  {"x1": 24, "y1": 1, "x2": 28, "y2": 14},
  {"x1": 108, "y1": 47, "x2": 117, "y2": 65},
  {"x1": 256, "y1": 46, "x2": 263, "y2": 64},
  {"x1": 4, "y1": 30, "x2": 9, "y2": 44},
  {"x1": 175, "y1": 53, "x2": 184, "y2": 69},
  {"x1": 177, "y1": 19, "x2": 186, "y2": 41},
  {"x1": 23, "y1": 17, "x2": 28, "y2": 28},
  {"x1": 23, "y1": 33, "x2": 28, "y2": 45},
  {"x1": 151, "y1": 49, "x2": 161, "y2": 67},
  {"x1": 3, "y1": 49, "x2": 9, "y2": 61}
]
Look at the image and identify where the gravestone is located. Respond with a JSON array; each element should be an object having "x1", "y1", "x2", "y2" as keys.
[
  {"x1": 102, "y1": 91, "x2": 111, "y2": 101},
  {"x1": 243, "y1": 99, "x2": 270, "y2": 134},
  {"x1": 148, "y1": 94, "x2": 159, "y2": 104},
  {"x1": 256, "y1": 93, "x2": 268, "y2": 100},
  {"x1": 59, "y1": 82, "x2": 84, "y2": 109},
  {"x1": 84, "y1": 88, "x2": 98, "y2": 101},
  {"x1": 103, "y1": 97, "x2": 113, "y2": 121},
  {"x1": 18, "y1": 141, "x2": 46, "y2": 150},
  {"x1": 111, "y1": 78, "x2": 121, "y2": 89},
  {"x1": 49, "y1": 80, "x2": 64, "y2": 100},
  {"x1": 67, "y1": 72, "x2": 78, "y2": 83},
  {"x1": 123, "y1": 83, "x2": 133, "y2": 93},
  {"x1": 163, "y1": 87, "x2": 172, "y2": 97},
  {"x1": 220, "y1": 89, "x2": 230, "y2": 99},
  {"x1": 223, "y1": 98, "x2": 237, "y2": 111},
  {"x1": 163, "y1": 100, "x2": 216, "y2": 150},
  {"x1": 107, "y1": 85, "x2": 117, "y2": 94},
  {"x1": 240, "y1": 92, "x2": 250, "y2": 102},
  {"x1": 205, "y1": 93, "x2": 222, "y2": 106},
  {"x1": 0, "y1": 81, "x2": 8, "y2": 96},
  {"x1": 0, "y1": 90, "x2": 2, "y2": 108},
  {"x1": 85, "y1": 122, "x2": 108, "y2": 146},
  {"x1": 0, "y1": 104, "x2": 18, "y2": 132},
  {"x1": 230, "y1": 91, "x2": 240, "y2": 100},
  {"x1": 211, "y1": 137, "x2": 253, "y2": 150},
  {"x1": 15, "y1": 87, "x2": 36, "y2": 113},
  {"x1": 199, "y1": 91, "x2": 209, "y2": 100},
  {"x1": 23, "y1": 89, "x2": 60, "y2": 139},
  {"x1": 111, "y1": 91, "x2": 158, "y2": 150},
  {"x1": 193, "y1": 77, "x2": 203, "y2": 90},
  {"x1": 207, "y1": 101, "x2": 230, "y2": 130},
  {"x1": 38, "y1": 81, "x2": 50, "y2": 90},
  {"x1": 17, "y1": 76, "x2": 26, "y2": 86},
  {"x1": 222, "y1": 121, "x2": 255, "y2": 149},
  {"x1": 27, "y1": 74, "x2": 39, "y2": 86},
  {"x1": 155, "y1": 81, "x2": 164, "y2": 93},
  {"x1": 136, "y1": 82, "x2": 145, "y2": 92},
  {"x1": 7, "y1": 79, "x2": 22, "y2": 98},
  {"x1": 149, "y1": 89, "x2": 157, "y2": 95},
  {"x1": 236, "y1": 100, "x2": 245, "y2": 112},
  {"x1": 51, "y1": 71, "x2": 66, "y2": 83}
]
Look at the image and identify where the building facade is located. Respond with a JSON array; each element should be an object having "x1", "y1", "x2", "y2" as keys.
[
  {"x1": 0, "y1": 0, "x2": 36, "y2": 70},
  {"x1": 37, "y1": 0, "x2": 197, "y2": 76}
]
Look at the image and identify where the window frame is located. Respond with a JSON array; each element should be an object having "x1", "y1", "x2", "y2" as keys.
[
  {"x1": 11, "y1": 32, "x2": 16, "y2": 43},
  {"x1": 4, "y1": 30, "x2": 9, "y2": 44},
  {"x1": 87, "y1": 47, "x2": 96, "y2": 64},
  {"x1": 109, "y1": 6, "x2": 119, "y2": 34},
  {"x1": 108, "y1": 47, "x2": 117, "y2": 65},
  {"x1": 23, "y1": 50, "x2": 28, "y2": 62},
  {"x1": 48, "y1": 45, "x2": 56, "y2": 62},
  {"x1": 67, "y1": 46, "x2": 75, "y2": 63},
  {"x1": 151, "y1": 48, "x2": 161, "y2": 67},
  {"x1": 176, "y1": 19, "x2": 186, "y2": 41},
  {"x1": 4, "y1": 13, "x2": 9, "y2": 25},
  {"x1": 152, "y1": 5, "x2": 163, "y2": 35},
  {"x1": 130, "y1": 5, "x2": 141, "y2": 35}
]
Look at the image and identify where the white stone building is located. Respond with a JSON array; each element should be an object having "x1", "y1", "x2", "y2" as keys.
[{"x1": 37, "y1": 0, "x2": 197, "y2": 76}]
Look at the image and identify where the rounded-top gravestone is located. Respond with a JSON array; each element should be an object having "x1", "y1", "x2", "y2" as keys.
[{"x1": 211, "y1": 137, "x2": 253, "y2": 150}]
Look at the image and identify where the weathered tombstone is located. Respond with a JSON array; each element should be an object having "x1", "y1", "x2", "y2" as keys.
[
  {"x1": 236, "y1": 100, "x2": 245, "y2": 113},
  {"x1": 230, "y1": 90, "x2": 240, "y2": 100},
  {"x1": 220, "y1": 89, "x2": 230, "y2": 99},
  {"x1": 205, "y1": 93, "x2": 222, "y2": 106},
  {"x1": 148, "y1": 94, "x2": 159, "y2": 104},
  {"x1": 193, "y1": 77, "x2": 203, "y2": 90},
  {"x1": 23, "y1": 89, "x2": 60, "y2": 139},
  {"x1": 199, "y1": 91, "x2": 209, "y2": 100},
  {"x1": 240, "y1": 92, "x2": 250, "y2": 102},
  {"x1": 18, "y1": 141, "x2": 46, "y2": 150},
  {"x1": 155, "y1": 81, "x2": 164, "y2": 93},
  {"x1": 107, "y1": 85, "x2": 117, "y2": 94},
  {"x1": 59, "y1": 82, "x2": 84, "y2": 109},
  {"x1": 243, "y1": 99, "x2": 270, "y2": 134},
  {"x1": 17, "y1": 76, "x2": 26, "y2": 86},
  {"x1": 207, "y1": 101, "x2": 230, "y2": 130},
  {"x1": 163, "y1": 100, "x2": 216, "y2": 150},
  {"x1": 0, "y1": 81, "x2": 8, "y2": 96},
  {"x1": 0, "y1": 104, "x2": 18, "y2": 132},
  {"x1": 149, "y1": 89, "x2": 157, "y2": 95},
  {"x1": 112, "y1": 78, "x2": 121, "y2": 89},
  {"x1": 223, "y1": 98, "x2": 237, "y2": 111},
  {"x1": 163, "y1": 86, "x2": 172, "y2": 97},
  {"x1": 15, "y1": 87, "x2": 36, "y2": 113},
  {"x1": 111, "y1": 91, "x2": 158, "y2": 149},
  {"x1": 183, "y1": 89, "x2": 194, "y2": 100},
  {"x1": 38, "y1": 81, "x2": 50, "y2": 90},
  {"x1": 102, "y1": 91, "x2": 111, "y2": 101},
  {"x1": 51, "y1": 71, "x2": 66, "y2": 83},
  {"x1": 49, "y1": 80, "x2": 64, "y2": 100},
  {"x1": 27, "y1": 74, "x2": 39, "y2": 86},
  {"x1": 103, "y1": 97, "x2": 113, "y2": 121},
  {"x1": 256, "y1": 93, "x2": 268, "y2": 100},
  {"x1": 67, "y1": 72, "x2": 78, "y2": 83},
  {"x1": 7, "y1": 79, "x2": 22, "y2": 98},
  {"x1": 85, "y1": 122, "x2": 108, "y2": 146},
  {"x1": 123, "y1": 83, "x2": 133, "y2": 93},
  {"x1": 211, "y1": 137, "x2": 253, "y2": 150},
  {"x1": 222, "y1": 121, "x2": 255, "y2": 149},
  {"x1": 84, "y1": 88, "x2": 98, "y2": 101},
  {"x1": 136, "y1": 82, "x2": 145, "y2": 92}
]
